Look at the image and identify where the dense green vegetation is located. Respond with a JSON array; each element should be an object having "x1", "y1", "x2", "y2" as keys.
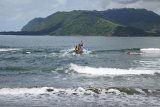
[
  {"x1": 22, "y1": 10, "x2": 121, "y2": 36},
  {"x1": 89, "y1": 8, "x2": 160, "y2": 34},
  {"x1": 3, "y1": 8, "x2": 160, "y2": 36},
  {"x1": 112, "y1": 26, "x2": 157, "y2": 36}
]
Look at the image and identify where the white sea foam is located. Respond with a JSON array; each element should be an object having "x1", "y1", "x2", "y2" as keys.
[
  {"x1": 0, "y1": 87, "x2": 155, "y2": 96},
  {"x1": 140, "y1": 48, "x2": 160, "y2": 53},
  {"x1": 68, "y1": 63, "x2": 159, "y2": 75},
  {"x1": 60, "y1": 48, "x2": 92, "y2": 57},
  {"x1": 0, "y1": 87, "x2": 92, "y2": 95},
  {"x1": 0, "y1": 87, "x2": 117, "y2": 95},
  {"x1": 45, "y1": 48, "x2": 93, "y2": 58},
  {"x1": 0, "y1": 87, "x2": 158, "y2": 106},
  {"x1": 47, "y1": 52, "x2": 57, "y2": 57},
  {"x1": 0, "y1": 48, "x2": 21, "y2": 52},
  {"x1": 107, "y1": 89, "x2": 121, "y2": 95},
  {"x1": 0, "y1": 87, "x2": 50, "y2": 95},
  {"x1": 127, "y1": 52, "x2": 142, "y2": 55},
  {"x1": 25, "y1": 51, "x2": 31, "y2": 54}
]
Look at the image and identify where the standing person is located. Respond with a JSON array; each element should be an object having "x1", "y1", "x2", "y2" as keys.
[{"x1": 79, "y1": 41, "x2": 84, "y2": 49}]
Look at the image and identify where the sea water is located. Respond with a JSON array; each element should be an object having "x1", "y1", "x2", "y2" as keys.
[{"x1": 0, "y1": 35, "x2": 160, "y2": 107}]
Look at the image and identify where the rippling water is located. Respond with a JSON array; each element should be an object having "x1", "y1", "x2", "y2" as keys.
[{"x1": 0, "y1": 35, "x2": 160, "y2": 107}]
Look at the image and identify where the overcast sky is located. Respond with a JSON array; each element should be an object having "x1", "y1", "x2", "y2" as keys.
[{"x1": 0, "y1": 0, "x2": 160, "y2": 31}]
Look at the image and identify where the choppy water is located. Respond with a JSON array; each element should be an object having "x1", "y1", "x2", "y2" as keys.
[{"x1": 0, "y1": 35, "x2": 160, "y2": 107}]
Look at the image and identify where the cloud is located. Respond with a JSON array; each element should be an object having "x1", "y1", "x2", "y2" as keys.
[
  {"x1": 0, "y1": 0, "x2": 160, "y2": 31},
  {"x1": 99, "y1": 0, "x2": 160, "y2": 11},
  {"x1": 0, "y1": 0, "x2": 64, "y2": 31},
  {"x1": 114, "y1": 0, "x2": 139, "y2": 4}
]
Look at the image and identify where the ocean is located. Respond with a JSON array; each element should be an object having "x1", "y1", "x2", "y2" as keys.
[{"x1": 0, "y1": 35, "x2": 160, "y2": 107}]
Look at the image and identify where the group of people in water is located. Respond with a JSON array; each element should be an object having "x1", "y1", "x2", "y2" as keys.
[{"x1": 74, "y1": 41, "x2": 84, "y2": 54}]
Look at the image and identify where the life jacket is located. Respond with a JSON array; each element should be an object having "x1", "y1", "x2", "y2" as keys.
[
  {"x1": 75, "y1": 45, "x2": 79, "y2": 51},
  {"x1": 78, "y1": 45, "x2": 81, "y2": 50}
]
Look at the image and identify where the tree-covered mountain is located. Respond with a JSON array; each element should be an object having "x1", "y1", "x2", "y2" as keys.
[
  {"x1": 22, "y1": 11, "x2": 121, "y2": 36},
  {"x1": 89, "y1": 8, "x2": 160, "y2": 34},
  {"x1": 21, "y1": 8, "x2": 160, "y2": 36}
]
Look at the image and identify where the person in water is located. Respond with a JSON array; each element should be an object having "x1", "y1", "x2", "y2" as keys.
[
  {"x1": 79, "y1": 41, "x2": 84, "y2": 49},
  {"x1": 75, "y1": 41, "x2": 84, "y2": 54},
  {"x1": 75, "y1": 45, "x2": 80, "y2": 51}
]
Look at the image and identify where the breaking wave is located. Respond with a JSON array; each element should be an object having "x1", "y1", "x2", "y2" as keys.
[
  {"x1": 1, "y1": 48, "x2": 159, "y2": 56},
  {"x1": 95, "y1": 48, "x2": 160, "y2": 54},
  {"x1": 0, "y1": 87, "x2": 159, "y2": 96},
  {"x1": 68, "y1": 63, "x2": 159, "y2": 76},
  {"x1": 51, "y1": 48, "x2": 93, "y2": 57},
  {"x1": 140, "y1": 48, "x2": 160, "y2": 53},
  {"x1": 0, "y1": 48, "x2": 21, "y2": 52}
]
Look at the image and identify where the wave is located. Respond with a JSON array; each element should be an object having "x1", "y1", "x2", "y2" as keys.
[
  {"x1": 52, "y1": 48, "x2": 93, "y2": 57},
  {"x1": 1, "y1": 47, "x2": 160, "y2": 57},
  {"x1": 1, "y1": 47, "x2": 159, "y2": 54},
  {"x1": 0, "y1": 87, "x2": 159, "y2": 96},
  {"x1": 68, "y1": 63, "x2": 159, "y2": 75},
  {"x1": 140, "y1": 48, "x2": 160, "y2": 53},
  {"x1": 94, "y1": 48, "x2": 160, "y2": 53},
  {"x1": 0, "y1": 48, "x2": 21, "y2": 52}
]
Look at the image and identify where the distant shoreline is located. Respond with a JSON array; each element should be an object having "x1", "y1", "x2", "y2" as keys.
[
  {"x1": 0, "y1": 31, "x2": 44, "y2": 35},
  {"x1": 0, "y1": 31, "x2": 159, "y2": 37}
]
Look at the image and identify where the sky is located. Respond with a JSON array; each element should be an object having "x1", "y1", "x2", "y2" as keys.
[{"x1": 0, "y1": 0, "x2": 160, "y2": 31}]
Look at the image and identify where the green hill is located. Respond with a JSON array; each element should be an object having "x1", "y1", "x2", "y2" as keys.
[
  {"x1": 89, "y1": 8, "x2": 160, "y2": 34},
  {"x1": 21, "y1": 9, "x2": 160, "y2": 36},
  {"x1": 22, "y1": 11, "x2": 121, "y2": 36},
  {"x1": 22, "y1": 18, "x2": 44, "y2": 31}
]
